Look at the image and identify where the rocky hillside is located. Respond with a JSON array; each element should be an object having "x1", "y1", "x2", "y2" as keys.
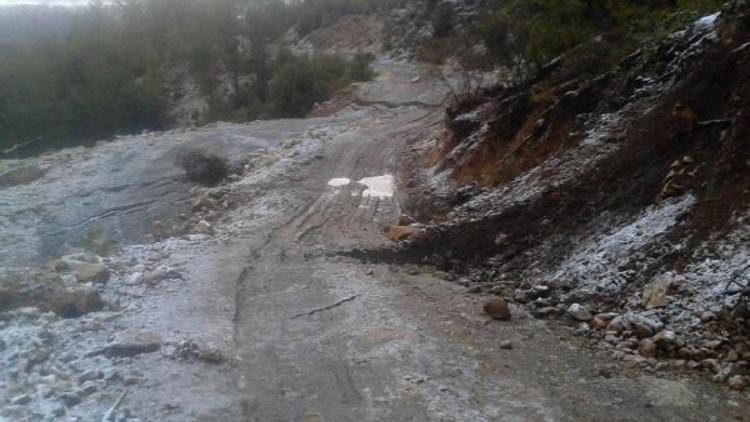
[{"x1": 397, "y1": 1, "x2": 750, "y2": 389}]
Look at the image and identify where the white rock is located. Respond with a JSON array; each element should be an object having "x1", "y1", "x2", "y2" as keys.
[{"x1": 567, "y1": 303, "x2": 593, "y2": 321}]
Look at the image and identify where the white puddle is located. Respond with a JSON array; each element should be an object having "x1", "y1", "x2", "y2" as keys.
[
  {"x1": 327, "y1": 178, "x2": 351, "y2": 187},
  {"x1": 327, "y1": 174, "x2": 395, "y2": 199},
  {"x1": 357, "y1": 174, "x2": 395, "y2": 199}
]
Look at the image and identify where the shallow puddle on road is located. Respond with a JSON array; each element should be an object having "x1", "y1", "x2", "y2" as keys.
[
  {"x1": 357, "y1": 174, "x2": 394, "y2": 199},
  {"x1": 326, "y1": 175, "x2": 395, "y2": 200},
  {"x1": 327, "y1": 177, "x2": 351, "y2": 187}
]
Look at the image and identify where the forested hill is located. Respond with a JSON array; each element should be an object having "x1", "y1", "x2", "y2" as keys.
[{"x1": 0, "y1": 0, "x2": 387, "y2": 154}]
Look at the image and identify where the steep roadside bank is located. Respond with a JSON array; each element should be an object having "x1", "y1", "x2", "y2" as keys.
[{"x1": 396, "y1": 2, "x2": 750, "y2": 394}]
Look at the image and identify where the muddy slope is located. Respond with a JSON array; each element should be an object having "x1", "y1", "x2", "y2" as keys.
[{"x1": 402, "y1": 3, "x2": 750, "y2": 388}]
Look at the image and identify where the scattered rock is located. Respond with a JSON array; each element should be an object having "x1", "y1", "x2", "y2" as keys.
[
  {"x1": 467, "y1": 285, "x2": 482, "y2": 294},
  {"x1": 567, "y1": 303, "x2": 593, "y2": 321},
  {"x1": 59, "y1": 255, "x2": 109, "y2": 283},
  {"x1": 77, "y1": 383, "x2": 98, "y2": 397},
  {"x1": 0, "y1": 165, "x2": 45, "y2": 188},
  {"x1": 59, "y1": 392, "x2": 81, "y2": 408},
  {"x1": 728, "y1": 375, "x2": 746, "y2": 391},
  {"x1": 513, "y1": 289, "x2": 534, "y2": 303},
  {"x1": 78, "y1": 370, "x2": 104, "y2": 384},
  {"x1": 49, "y1": 289, "x2": 106, "y2": 318},
  {"x1": 531, "y1": 307, "x2": 558, "y2": 319},
  {"x1": 398, "y1": 214, "x2": 417, "y2": 226},
  {"x1": 607, "y1": 316, "x2": 627, "y2": 333},
  {"x1": 102, "y1": 330, "x2": 162, "y2": 358},
  {"x1": 591, "y1": 316, "x2": 608, "y2": 330},
  {"x1": 639, "y1": 338, "x2": 657, "y2": 358},
  {"x1": 143, "y1": 267, "x2": 181, "y2": 284},
  {"x1": 499, "y1": 340, "x2": 513, "y2": 350},
  {"x1": 198, "y1": 343, "x2": 225, "y2": 364},
  {"x1": 195, "y1": 220, "x2": 214, "y2": 235},
  {"x1": 700, "y1": 311, "x2": 717, "y2": 323},
  {"x1": 11, "y1": 394, "x2": 31, "y2": 405},
  {"x1": 653, "y1": 330, "x2": 678, "y2": 351},
  {"x1": 642, "y1": 275, "x2": 671, "y2": 310},
  {"x1": 626, "y1": 314, "x2": 661, "y2": 338},
  {"x1": 387, "y1": 225, "x2": 427, "y2": 242},
  {"x1": 483, "y1": 299, "x2": 512, "y2": 321}
]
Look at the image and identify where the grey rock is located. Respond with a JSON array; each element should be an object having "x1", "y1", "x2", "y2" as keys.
[
  {"x1": 78, "y1": 370, "x2": 104, "y2": 384},
  {"x1": 728, "y1": 375, "x2": 746, "y2": 390},
  {"x1": 78, "y1": 382, "x2": 98, "y2": 397},
  {"x1": 59, "y1": 391, "x2": 81, "y2": 407},
  {"x1": 653, "y1": 330, "x2": 678, "y2": 350},
  {"x1": 59, "y1": 255, "x2": 109, "y2": 283},
  {"x1": 10, "y1": 394, "x2": 31, "y2": 405},
  {"x1": 103, "y1": 330, "x2": 162, "y2": 358},
  {"x1": 567, "y1": 303, "x2": 593, "y2": 321}
]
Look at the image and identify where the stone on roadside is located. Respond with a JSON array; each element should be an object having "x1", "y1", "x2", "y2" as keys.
[
  {"x1": 11, "y1": 394, "x2": 31, "y2": 405},
  {"x1": 606, "y1": 316, "x2": 627, "y2": 333},
  {"x1": 484, "y1": 299, "x2": 512, "y2": 321},
  {"x1": 653, "y1": 330, "x2": 678, "y2": 350},
  {"x1": 78, "y1": 370, "x2": 104, "y2": 384},
  {"x1": 591, "y1": 316, "x2": 608, "y2": 330},
  {"x1": 398, "y1": 214, "x2": 417, "y2": 226},
  {"x1": 467, "y1": 285, "x2": 482, "y2": 294},
  {"x1": 387, "y1": 225, "x2": 427, "y2": 242},
  {"x1": 49, "y1": 289, "x2": 105, "y2": 318},
  {"x1": 198, "y1": 343, "x2": 225, "y2": 364},
  {"x1": 513, "y1": 289, "x2": 534, "y2": 304},
  {"x1": 103, "y1": 330, "x2": 162, "y2": 358},
  {"x1": 728, "y1": 375, "x2": 746, "y2": 391},
  {"x1": 639, "y1": 338, "x2": 657, "y2": 358},
  {"x1": 0, "y1": 165, "x2": 45, "y2": 188},
  {"x1": 59, "y1": 391, "x2": 81, "y2": 407},
  {"x1": 642, "y1": 275, "x2": 671, "y2": 309},
  {"x1": 567, "y1": 303, "x2": 593, "y2": 321},
  {"x1": 59, "y1": 255, "x2": 109, "y2": 283},
  {"x1": 143, "y1": 267, "x2": 181, "y2": 285},
  {"x1": 700, "y1": 311, "x2": 717, "y2": 322},
  {"x1": 196, "y1": 220, "x2": 214, "y2": 235}
]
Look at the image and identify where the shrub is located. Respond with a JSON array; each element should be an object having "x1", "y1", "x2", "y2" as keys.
[
  {"x1": 175, "y1": 149, "x2": 229, "y2": 186},
  {"x1": 477, "y1": 0, "x2": 722, "y2": 67}
]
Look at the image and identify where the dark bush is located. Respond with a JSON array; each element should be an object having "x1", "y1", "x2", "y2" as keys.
[{"x1": 175, "y1": 149, "x2": 229, "y2": 186}]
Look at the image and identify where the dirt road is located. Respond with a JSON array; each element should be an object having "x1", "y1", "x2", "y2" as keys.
[
  {"x1": 201, "y1": 62, "x2": 746, "y2": 421},
  {"x1": 2, "y1": 61, "x2": 747, "y2": 421}
]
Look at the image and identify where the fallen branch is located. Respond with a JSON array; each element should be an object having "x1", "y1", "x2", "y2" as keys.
[{"x1": 291, "y1": 295, "x2": 359, "y2": 319}]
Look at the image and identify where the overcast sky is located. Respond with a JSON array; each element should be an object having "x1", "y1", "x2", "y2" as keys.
[{"x1": 0, "y1": 0, "x2": 93, "y2": 5}]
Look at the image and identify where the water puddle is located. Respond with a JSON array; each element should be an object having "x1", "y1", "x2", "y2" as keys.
[
  {"x1": 327, "y1": 178, "x2": 351, "y2": 187},
  {"x1": 327, "y1": 174, "x2": 395, "y2": 199},
  {"x1": 357, "y1": 175, "x2": 394, "y2": 199}
]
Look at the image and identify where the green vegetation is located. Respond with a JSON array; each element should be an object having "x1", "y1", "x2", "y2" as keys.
[
  {"x1": 477, "y1": 0, "x2": 722, "y2": 65},
  {"x1": 0, "y1": 0, "x2": 377, "y2": 151}
]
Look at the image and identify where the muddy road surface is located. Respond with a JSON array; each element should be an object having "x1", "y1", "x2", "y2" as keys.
[{"x1": 1, "y1": 61, "x2": 748, "y2": 421}]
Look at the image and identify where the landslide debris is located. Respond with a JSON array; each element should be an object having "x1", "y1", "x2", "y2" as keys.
[{"x1": 399, "y1": 1, "x2": 750, "y2": 389}]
